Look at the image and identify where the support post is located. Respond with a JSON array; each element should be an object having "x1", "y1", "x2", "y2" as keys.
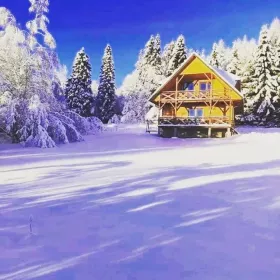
[
  {"x1": 226, "y1": 127, "x2": 231, "y2": 138},
  {"x1": 208, "y1": 127, "x2": 212, "y2": 138}
]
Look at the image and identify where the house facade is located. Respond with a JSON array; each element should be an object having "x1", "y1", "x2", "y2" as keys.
[{"x1": 148, "y1": 53, "x2": 244, "y2": 138}]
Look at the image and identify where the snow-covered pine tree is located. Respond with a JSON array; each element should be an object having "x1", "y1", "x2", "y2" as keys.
[
  {"x1": 250, "y1": 25, "x2": 278, "y2": 118},
  {"x1": 227, "y1": 46, "x2": 241, "y2": 75},
  {"x1": 209, "y1": 43, "x2": 219, "y2": 67},
  {"x1": 167, "y1": 34, "x2": 187, "y2": 76},
  {"x1": 162, "y1": 40, "x2": 175, "y2": 77},
  {"x1": 273, "y1": 39, "x2": 280, "y2": 96},
  {"x1": 120, "y1": 35, "x2": 164, "y2": 124},
  {"x1": 136, "y1": 35, "x2": 163, "y2": 93},
  {"x1": 209, "y1": 40, "x2": 230, "y2": 70},
  {"x1": 95, "y1": 44, "x2": 116, "y2": 123},
  {"x1": 152, "y1": 34, "x2": 162, "y2": 74},
  {"x1": 268, "y1": 18, "x2": 280, "y2": 46},
  {"x1": 26, "y1": 0, "x2": 56, "y2": 49},
  {"x1": 65, "y1": 47, "x2": 94, "y2": 117}
]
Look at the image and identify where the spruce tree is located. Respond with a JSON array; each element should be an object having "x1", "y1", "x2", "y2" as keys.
[
  {"x1": 152, "y1": 34, "x2": 162, "y2": 73},
  {"x1": 209, "y1": 40, "x2": 230, "y2": 69},
  {"x1": 227, "y1": 47, "x2": 241, "y2": 75},
  {"x1": 162, "y1": 40, "x2": 175, "y2": 77},
  {"x1": 273, "y1": 39, "x2": 280, "y2": 93},
  {"x1": 168, "y1": 34, "x2": 187, "y2": 75},
  {"x1": 65, "y1": 47, "x2": 94, "y2": 117},
  {"x1": 95, "y1": 44, "x2": 116, "y2": 123},
  {"x1": 251, "y1": 25, "x2": 278, "y2": 117},
  {"x1": 209, "y1": 43, "x2": 220, "y2": 68},
  {"x1": 136, "y1": 35, "x2": 163, "y2": 93}
]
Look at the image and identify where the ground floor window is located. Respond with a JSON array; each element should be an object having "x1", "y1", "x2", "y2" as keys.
[{"x1": 189, "y1": 108, "x2": 204, "y2": 117}]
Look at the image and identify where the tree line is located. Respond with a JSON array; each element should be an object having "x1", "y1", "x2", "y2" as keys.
[{"x1": 1, "y1": 0, "x2": 280, "y2": 148}]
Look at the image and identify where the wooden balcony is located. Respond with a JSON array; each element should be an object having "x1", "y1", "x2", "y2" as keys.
[
  {"x1": 160, "y1": 90, "x2": 232, "y2": 103},
  {"x1": 158, "y1": 116, "x2": 232, "y2": 127}
]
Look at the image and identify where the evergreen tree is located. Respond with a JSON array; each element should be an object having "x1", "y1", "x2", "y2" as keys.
[
  {"x1": 95, "y1": 44, "x2": 116, "y2": 123},
  {"x1": 136, "y1": 35, "x2": 163, "y2": 93},
  {"x1": 272, "y1": 39, "x2": 280, "y2": 97},
  {"x1": 250, "y1": 25, "x2": 278, "y2": 117},
  {"x1": 168, "y1": 34, "x2": 187, "y2": 76},
  {"x1": 268, "y1": 18, "x2": 280, "y2": 46},
  {"x1": 65, "y1": 47, "x2": 94, "y2": 117},
  {"x1": 152, "y1": 34, "x2": 162, "y2": 74},
  {"x1": 242, "y1": 62, "x2": 256, "y2": 113},
  {"x1": 209, "y1": 40, "x2": 230, "y2": 69},
  {"x1": 209, "y1": 43, "x2": 220, "y2": 67},
  {"x1": 162, "y1": 40, "x2": 175, "y2": 77},
  {"x1": 227, "y1": 46, "x2": 241, "y2": 75}
]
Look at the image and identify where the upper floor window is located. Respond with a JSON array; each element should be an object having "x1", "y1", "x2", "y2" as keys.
[
  {"x1": 182, "y1": 82, "x2": 194, "y2": 91},
  {"x1": 200, "y1": 82, "x2": 211, "y2": 91}
]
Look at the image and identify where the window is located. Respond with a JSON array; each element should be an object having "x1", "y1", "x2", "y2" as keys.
[
  {"x1": 182, "y1": 82, "x2": 194, "y2": 90},
  {"x1": 189, "y1": 109, "x2": 196, "y2": 117},
  {"x1": 188, "y1": 108, "x2": 204, "y2": 117},
  {"x1": 200, "y1": 82, "x2": 211, "y2": 91},
  {"x1": 196, "y1": 108, "x2": 203, "y2": 117}
]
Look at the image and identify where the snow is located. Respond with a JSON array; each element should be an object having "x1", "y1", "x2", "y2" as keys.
[
  {"x1": 1, "y1": 126, "x2": 280, "y2": 279},
  {"x1": 212, "y1": 66, "x2": 241, "y2": 88}
]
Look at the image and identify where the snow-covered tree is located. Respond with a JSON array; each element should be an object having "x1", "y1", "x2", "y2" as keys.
[
  {"x1": 167, "y1": 34, "x2": 187, "y2": 76},
  {"x1": 152, "y1": 34, "x2": 162, "y2": 74},
  {"x1": 65, "y1": 48, "x2": 94, "y2": 117},
  {"x1": 209, "y1": 43, "x2": 219, "y2": 67},
  {"x1": 233, "y1": 36, "x2": 257, "y2": 68},
  {"x1": 121, "y1": 89, "x2": 151, "y2": 124},
  {"x1": 95, "y1": 44, "x2": 116, "y2": 123},
  {"x1": 250, "y1": 25, "x2": 278, "y2": 117},
  {"x1": 0, "y1": 7, "x2": 101, "y2": 148},
  {"x1": 227, "y1": 46, "x2": 241, "y2": 75},
  {"x1": 268, "y1": 18, "x2": 280, "y2": 46},
  {"x1": 273, "y1": 39, "x2": 280, "y2": 95},
  {"x1": 134, "y1": 35, "x2": 164, "y2": 93},
  {"x1": 209, "y1": 40, "x2": 230, "y2": 69},
  {"x1": 162, "y1": 40, "x2": 175, "y2": 77},
  {"x1": 26, "y1": 0, "x2": 56, "y2": 49}
]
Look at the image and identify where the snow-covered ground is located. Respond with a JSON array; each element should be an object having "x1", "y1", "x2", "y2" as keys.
[{"x1": 1, "y1": 125, "x2": 280, "y2": 279}]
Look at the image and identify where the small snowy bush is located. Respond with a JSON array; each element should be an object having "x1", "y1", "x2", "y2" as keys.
[{"x1": 87, "y1": 116, "x2": 104, "y2": 134}]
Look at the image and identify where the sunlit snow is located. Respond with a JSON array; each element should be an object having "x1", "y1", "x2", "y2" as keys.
[{"x1": 1, "y1": 125, "x2": 280, "y2": 279}]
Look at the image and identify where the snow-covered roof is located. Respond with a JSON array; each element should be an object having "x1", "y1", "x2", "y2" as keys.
[
  {"x1": 212, "y1": 67, "x2": 241, "y2": 88},
  {"x1": 149, "y1": 52, "x2": 243, "y2": 102}
]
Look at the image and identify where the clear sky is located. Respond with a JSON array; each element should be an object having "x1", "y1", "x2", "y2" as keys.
[{"x1": 2, "y1": 0, "x2": 280, "y2": 86}]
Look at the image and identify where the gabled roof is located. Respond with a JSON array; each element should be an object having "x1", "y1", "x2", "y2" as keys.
[{"x1": 148, "y1": 52, "x2": 243, "y2": 102}]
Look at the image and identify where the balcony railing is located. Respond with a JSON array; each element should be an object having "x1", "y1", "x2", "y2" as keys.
[
  {"x1": 160, "y1": 90, "x2": 231, "y2": 102},
  {"x1": 158, "y1": 116, "x2": 232, "y2": 126}
]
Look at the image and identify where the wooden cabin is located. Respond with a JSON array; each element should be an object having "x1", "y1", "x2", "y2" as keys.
[{"x1": 148, "y1": 52, "x2": 244, "y2": 138}]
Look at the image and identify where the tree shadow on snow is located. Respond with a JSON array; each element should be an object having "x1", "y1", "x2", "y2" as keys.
[{"x1": 1, "y1": 159, "x2": 280, "y2": 279}]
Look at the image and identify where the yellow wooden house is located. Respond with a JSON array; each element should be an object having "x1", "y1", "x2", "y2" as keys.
[{"x1": 148, "y1": 52, "x2": 244, "y2": 138}]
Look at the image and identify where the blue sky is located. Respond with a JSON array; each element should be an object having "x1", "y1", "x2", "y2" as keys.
[{"x1": 2, "y1": 0, "x2": 280, "y2": 86}]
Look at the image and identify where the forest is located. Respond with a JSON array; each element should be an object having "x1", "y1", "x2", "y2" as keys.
[{"x1": 1, "y1": 0, "x2": 280, "y2": 148}]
